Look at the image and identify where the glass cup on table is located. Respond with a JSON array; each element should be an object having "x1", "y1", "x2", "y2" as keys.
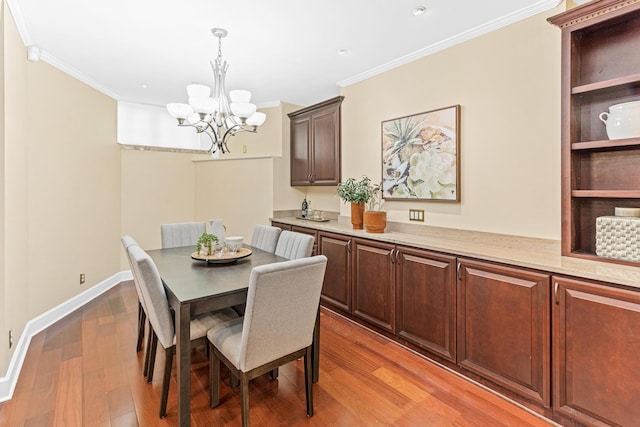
[{"x1": 214, "y1": 242, "x2": 225, "y2": 257}]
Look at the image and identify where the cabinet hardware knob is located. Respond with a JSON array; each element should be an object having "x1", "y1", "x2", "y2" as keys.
[
  {"x1": 554, "y1": 282, "x2": 559, "y2": 305},
  {"x1": 457, "y1": 262, "x2": 461, "y2": 280}
]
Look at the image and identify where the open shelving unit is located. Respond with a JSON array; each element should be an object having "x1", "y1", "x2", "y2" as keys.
[{"x1": 549, "y1": 0, "x2": 640, "y2": 263}]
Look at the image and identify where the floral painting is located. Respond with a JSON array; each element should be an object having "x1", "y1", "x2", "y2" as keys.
[{"x1": 382, "y1": 105, "x2": 460, "y2": 201}]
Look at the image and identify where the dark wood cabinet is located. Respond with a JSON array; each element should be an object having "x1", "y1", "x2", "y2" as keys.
[
  {"x1": 396, "y1": 247, "x2": 457, "y2": 363},
  {"x1": 552, "y1": 276, "x2": 640, "y2": 426},
  {"x1": 457, "y1": 258, "x2": 550, "y2": 406},
  {"x1": 352, "y1": 239, "x2": 396, "y2": 333},
  {"x1": 288, "y1": 96, "x2": 344, "y2": 186},
  {"x1": 271, "y1": 221, "x2": 292, "y2": 232},
  {"x1": 318, "y1": 232, "x2": 352, "y2": 312},
  {"x1": 549, "y1": 1, "x2": 640, "y2": 264},
  {"x1": 291, "y1": 225, "x2": 318, "y2": 256}
]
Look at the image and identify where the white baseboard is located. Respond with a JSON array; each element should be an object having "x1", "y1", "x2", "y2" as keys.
[{"x1": 0, "y1": 270, "x2": 133, "y2": 402}]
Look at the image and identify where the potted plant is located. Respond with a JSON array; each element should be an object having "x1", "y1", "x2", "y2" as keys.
[
  {"x1": 196, "y1": 232, "x2": 219, "y2": 255},
  {"x1": 337, "y1": 176, "x2": 386, "y2": 232},
  {"x1": 363, "y1": 180, "x2": 387, "y2": 233}
]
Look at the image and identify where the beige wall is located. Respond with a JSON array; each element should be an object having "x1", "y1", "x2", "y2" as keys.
[
  {"x1": 0, "y1": 0, "x2": 7, "y2": 371},
  {"x1": 120, "y1": 149, "x2": 200, "y2": 253},
  {"x1": 3, "y1": 0, "x2": 28, "y2": 371},
  {"x1": 340, "y1": 6, "x2": 562, "y2": 239},
  {"x1": 194, "y1": 158, "x2": 274, "y2": 241},
  {"x1": 2, "y1": 2, "x2": 119, "y2": 372}
]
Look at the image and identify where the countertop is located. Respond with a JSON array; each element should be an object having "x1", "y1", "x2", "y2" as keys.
[{"x1": 271, "y1": 216, "x2": 640, "y2": 291}]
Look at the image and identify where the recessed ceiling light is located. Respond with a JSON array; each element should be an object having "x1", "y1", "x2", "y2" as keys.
[
  {"x1": 337, "y1": 49, "x2": 348, "y2": 56},
  {"x1": 412, "y1": 6, "x2": 427, "y2": 16},
  {"x1": 140, "y1": 83, "x2": 148, "y2": 89}
]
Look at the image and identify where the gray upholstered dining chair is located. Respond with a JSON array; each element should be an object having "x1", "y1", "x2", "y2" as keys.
[
  {"x1": 250, "y1": 224, "x2": 281, "y2": 253},
  {"x1": 207, "y1": 255, "x2": 328, "y2": 427},
  {"x1": 160, "y1": 222, "x2": 206, "y2": 248},
  {"x1": 274, "y1": 230, "x2": 314, "y2": 260},
  {"x1": 121, "y1": 235, "x2": 147, "y2": 355},
  {"x1": 128, "y1": 244, "x2": 239, "y2": 418}
]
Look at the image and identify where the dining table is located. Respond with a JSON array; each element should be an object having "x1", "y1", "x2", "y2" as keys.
[{"x1": 147, "y1": 244, "x2": 321, "y2": 427}]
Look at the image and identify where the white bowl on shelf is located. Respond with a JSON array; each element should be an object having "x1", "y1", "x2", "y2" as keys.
[{"x1": 599, "y1": 101, "x2": 640, "y2": 140}]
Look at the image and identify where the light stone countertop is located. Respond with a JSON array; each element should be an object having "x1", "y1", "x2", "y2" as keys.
[{"x1": 271, "y1": 216, "x2": 640, "y2": 291}]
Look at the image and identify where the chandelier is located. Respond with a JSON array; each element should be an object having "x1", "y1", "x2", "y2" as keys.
[{"x1": 166, "y1": 28, "x2": 266, "y2": 154}]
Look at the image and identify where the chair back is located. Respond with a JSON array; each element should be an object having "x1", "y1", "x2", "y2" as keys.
[
  {"x1": 128, "y1": 245, "x2": 175, "y2": 349},
  {"x1": 250, "y1": 225, "x2": 282, "y2": 253},
  {"x1": 238, "y1": 255, "x2": 327, "y2": 372},
  {"x1": 274, "y1": 230, "x2": 314, "y2": 259},
  {"x1": 161, "y1": 222, "x2": 206, "y2": 248},
  {"x1": 121, "y1": 235, "x2": 148, "y2": 312}
]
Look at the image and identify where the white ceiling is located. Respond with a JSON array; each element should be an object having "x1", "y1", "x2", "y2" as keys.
[{"x1": 8, "y1": 0, "x2": 560, "y2": 108}]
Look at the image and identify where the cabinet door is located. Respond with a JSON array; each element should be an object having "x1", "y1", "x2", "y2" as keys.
[
  {"x1": 290, "y1": 115, "x2": 311, "y2": 185},
  {"x1": 352, "y1": 239, "x2": 396, "y2": 333},
  {"x1": 292, "y1": 225, "x2": 318, "y2": 256},
  {"x1": 458, "y1": 259, "x2": 550, "y2": 406},
  {"x1": 310, "y1": 107, "x2": 341, "y2": 185},
  {"x1": 553, "y1": 276, "x2": 640, "y2": 426},
  {"x1": 318, "y1": 232, "x2": 351, "y2": 312},
  {"x1": 396, "y1": 247, "x2": 456, "y2": 362}
]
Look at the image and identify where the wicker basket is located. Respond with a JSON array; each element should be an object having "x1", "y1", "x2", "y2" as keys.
[{"x1": 596, "y1": 216, "x2": 640, "y2": 262}]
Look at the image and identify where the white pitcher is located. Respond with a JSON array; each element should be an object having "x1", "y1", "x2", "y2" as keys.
[{"x1": 209, "y1": 219, "x2": 226, "y2": 243}]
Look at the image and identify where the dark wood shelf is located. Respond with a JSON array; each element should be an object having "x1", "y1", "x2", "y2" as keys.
[
  {"x1": 571, "y1": 73, "x2": 640, "y2": 95},
  {"x1": 572, "y1": 137, "x2": 640, "y2": 150},
  {"x1": 571, "y1": 190, "x2": 640, "y2": 198}
]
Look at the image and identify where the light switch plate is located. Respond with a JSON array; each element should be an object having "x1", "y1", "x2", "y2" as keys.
[{"x1": 409, "y1": 209, "x2": 425, "y2": 222}]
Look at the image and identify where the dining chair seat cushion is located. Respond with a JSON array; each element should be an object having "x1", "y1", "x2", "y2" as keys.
[
  {"x1": 274, "y1": 230, "x2": 314, "y2": 260},
  {"x1": 178, "y1": 309, "x2": 239, "y2": 345},
  {"x1": 207, "y1": 317, "x2": 244, "y2": 366},
  {"x1": 161, "y1": 222, "x2": 206, "y2": 249},
  {"x1": 250, "y1": 225, "x2": 282, "y2": 253}
]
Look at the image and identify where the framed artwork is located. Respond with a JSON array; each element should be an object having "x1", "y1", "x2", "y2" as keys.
[{"x1": 382, "y1": 105, "x2": 460, "y2": 201}]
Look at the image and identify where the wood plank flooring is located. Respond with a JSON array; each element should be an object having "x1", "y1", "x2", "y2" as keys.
[{"x1": 0, "y1": 281, "x2": 554, "y2": 426}]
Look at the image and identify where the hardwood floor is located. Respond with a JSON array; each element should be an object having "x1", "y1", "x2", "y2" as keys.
[{"x1": 0, "y1": 281, "x2": 554, "y2": 426}]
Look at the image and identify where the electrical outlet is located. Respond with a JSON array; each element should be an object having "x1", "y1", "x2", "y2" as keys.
[
  {"x1": 242, "y1": 145, "x2": 247, "y2": 154},
  {"x1": 80, "y1": 273, "x2": 86, "y2": 284},
  {"x1": 9, "y1": 330, "x2": 13, "y2": 349},
  {"x1": 409, "y1": 209, "x2": 425, "y2": 222}
]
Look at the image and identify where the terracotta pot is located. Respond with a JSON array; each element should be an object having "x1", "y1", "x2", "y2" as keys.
[
  {"x1": 364, "y1": 211, "x2": 387, "y2": 233},
  {"x1": 350, "y1": 202, "x2": 365, "y2": 230}
]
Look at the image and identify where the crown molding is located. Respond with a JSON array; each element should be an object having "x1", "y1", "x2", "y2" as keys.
[
  {"x1": 338, "y1": 0, "x2": 563, "y2": 88},
  {"x1": 39, "y1": 50, "x2": 121, "y2": 99},
  {"x1": 5, "y1": 0, "x2": 32, "y2": 46}
]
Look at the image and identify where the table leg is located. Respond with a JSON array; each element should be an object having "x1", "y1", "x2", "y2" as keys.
[
  {"x1": 312, "y1": 308, "x2": 320, "y2": 383},
  {"x1": 176, "y1": 303, "x2": 191, "y2": 427}
]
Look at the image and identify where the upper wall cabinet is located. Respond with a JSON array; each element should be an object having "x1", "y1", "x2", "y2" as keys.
[
  {"x1": 288, "y1": 96, "x2": 344, "y2": 186},
  {"x1": 549, "y1": 0, "x2": 640, "y2": 264}
]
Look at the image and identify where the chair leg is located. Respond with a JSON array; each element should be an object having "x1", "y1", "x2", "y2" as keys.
[
  {"x1": 159, "y1": 347, "x2": 173, "y2": 418},
  {"x1": 209, "y1": 343, "x2": 220, "y2": 408},
  {"x1": 269, "y1": 368, "x2": 279, "y2": 379},
  {"x1": 136, "y1": 303, "x2": 146, "y2": 352},
  {"x1": 240, "y1": 372, "x2": 250, "y2": 427},
  {"x1": 143, "y1": 324, "x2": 154, "y2": 377},
  {"x1": 304, "y1": 346, "x2": 313, "y2": 417},
  {"x1": 147, "y1": 331, "x2": 158, "y2": 383},
  {"x1": 230, "y1": 372, "x2": 239, "y2": 388}
]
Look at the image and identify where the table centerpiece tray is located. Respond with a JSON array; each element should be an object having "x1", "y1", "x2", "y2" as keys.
[{"x1": 191, "y1": 248, "x2": 252, "y2": 264}]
